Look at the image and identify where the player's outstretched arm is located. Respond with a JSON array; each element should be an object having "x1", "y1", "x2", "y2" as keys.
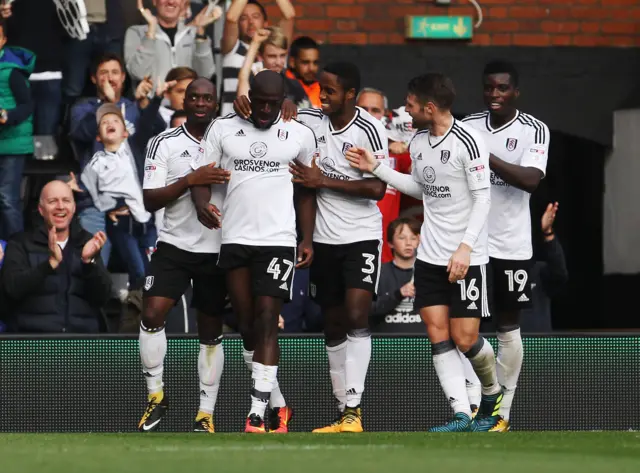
[
  {"x1": 143, "y1": 164, "x2": 230, "y2": 213},
  {"x1": 290, "y1": 156, "x2": 386, "y2": 200},
  {"x1": 345, "y1": 147, "x2": 423, "y2": 200},
  {"x1": 489, "y1": 154, "x2": 543, "y2": 194}
]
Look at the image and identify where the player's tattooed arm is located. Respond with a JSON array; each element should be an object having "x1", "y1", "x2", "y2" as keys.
[
  {"x1": 489, "y1": 153, "x2": 543, "y2": 193},
  {"x1": 289, "y1": 158, "x2": 386, "y2": 200},
  {"x1": 294, "y1": 185, "x2": 316, "y2": 268}
]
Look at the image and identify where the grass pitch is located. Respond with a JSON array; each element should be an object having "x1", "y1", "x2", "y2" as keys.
[{"x1": 1, "y1": 432, "x2": 639, "y2": 473}]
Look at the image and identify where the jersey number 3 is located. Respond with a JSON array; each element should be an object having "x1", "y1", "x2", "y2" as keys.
[
  {"x1": 361, "y1": 253, "x2": 375, "y2": 274},
  {"x1": 267, "y1": 257, "x2": 294, "y2": 281}
]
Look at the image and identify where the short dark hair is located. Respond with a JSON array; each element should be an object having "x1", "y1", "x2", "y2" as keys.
[
  {"x1": 289, "y1": 36, "x2": 319, "y2": 59},
  {"x1": 387, "y1": 217, "x2": 421, "y2": 243},
  {"x1": 407, "y1": 73, "x2": 455, "y2": 110},
  {"x1": 247, "y1": 0, "x2": 267, "y2": 20},
  {"x1": 91, "y1": 52, "x2": 125, "y2": 76},
  {"x1": 483, "y1": 60, "x2": 519, "y2": 87},
  {"x1": 165, "y1": 67, "x2": 198, "y2": 84},
  {"x1": 323, "y1": 62, "x2": 361, "y2": 96},
  {"x1": 170, "y1": 110, "x2": 188, "y2": 126}
]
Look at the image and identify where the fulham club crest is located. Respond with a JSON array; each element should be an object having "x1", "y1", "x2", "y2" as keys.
[
  {"x1": 440, "y1": 150, "x2": 450, "y2": 164},
  {"x1": 506, "y1": 138, "x2": 518, "y2": 151},
  {"x1": 342, "y1": 142, "x2": 353, "y2": 155},
  {"x1": 278, "y1": 129, "x2": 288, "y2": 141}
]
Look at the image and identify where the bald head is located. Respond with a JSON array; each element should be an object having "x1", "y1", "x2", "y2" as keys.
[
  {"x1": 249, "y1": 70, "x2": 285, "y2": 129},
  {"x1": 185, "y1": 77, "x2": 215, "y2": 96},
  {"x1": 39, "y1": 180, "x2": 76, "y2": 232},
  {"x1": 252, "y1": 70, "x2": 285, "y2": 97}
]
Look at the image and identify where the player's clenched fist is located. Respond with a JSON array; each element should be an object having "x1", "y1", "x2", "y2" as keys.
[
  {"x1": 187, "y1": 163, "x2": 231, "y2": 186},
  {"x1": 344, "y1": 147, "x2": 377, "y2": 173},
  {"x1": 447, "y1": 243, "x2": 471, "y2": 283}
]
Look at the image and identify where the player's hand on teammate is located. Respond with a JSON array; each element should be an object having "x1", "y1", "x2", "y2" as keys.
[
  {"x1": 108, "y1": 206, "x2": 130, "y2": 223},
  {"x1": 81, "y1": 231, "x2": 107, "y2": 264},
  {"x1": 296, "y1": 239, "x2": 314, "y2": 268},
  {"x1": 447, "y1": 243, "x2": 471, "y2": 283},
  {"x1": 289, "y1": 158, "x2": 324, "y2": 188},
  {"x1": 399, "y1": 281, "x2": 415, "y2": 298},
  {"x1": 345, "y1": 147, "x2": 377, "y2": 173},
  {"x1": 195, "y1": 201, "x2": 222, "y2": 229},
  {"x1": 541, "y1": 201, "x2": 559, "y2": 235},
  {"x1": 187, "y1": 163, "x2": 231, "y2": 186},
  {"x1": 280, "y1": 99, "x2": 297, "y2": 122},
  {"x1": 233, "y1": 95, "x2": 252, "y2": 120},
  {"x1": 48, "y1": 226, "x2": 64, "y2": 270}
]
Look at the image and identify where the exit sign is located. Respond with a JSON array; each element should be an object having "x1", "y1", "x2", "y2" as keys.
[{"x1": 405, "y1": 16, "x2": 473, "y2": 40}]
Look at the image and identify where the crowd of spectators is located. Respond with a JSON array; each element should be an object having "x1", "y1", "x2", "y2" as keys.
[{"x1": 0, "y1": 0, "x2": 566, "y2": 335}]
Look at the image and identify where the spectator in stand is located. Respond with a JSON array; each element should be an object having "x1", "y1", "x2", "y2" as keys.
[
  {"x1": 236, "y1": 27, "x2": 306, "y2": 106},
  {"x1": 1, "y1": 180, "x2": 112, "y2": 333},
  {"x1": 125, "y1": 0, "x2": 220, "y2": 88},
  {"x1": 63, "y1": 0, "x2": 126, "y2": 107},
  {"x1": 370, "y1": 218, "x2": 423, "y2": 333},
  {"x1": 285, "y1": 36, "x2": 320, "y2": 109},
  {"x1": 4, "y1": 0, "x2": 67, "y2": 136},
  {"x1": 481, "y1": 202, "x2": 568, "y2": 333},
  {"x1": 69, "y1": 52, "x2": 165, "y2": 264},
  {"x1": 356, "y1": 87, "x2": 406, "y2": 264},
  {"x1": 0, "y1": 17, "x2": 34, "y2": 241},
  {"x1": 158, "y1": 66, "x2": 198, "y2": 126},
  {"x1": 80, "y1": 87, "x2": 165, "y2": 294},
  {"x1": 220, "y1": 0, "x2": 295, "y2": 116}
]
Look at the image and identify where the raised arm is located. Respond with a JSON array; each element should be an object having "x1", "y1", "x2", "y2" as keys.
[
  {"x1": 275, "y1": 0, "x2": 296, "y2": 42},
  {"x1": 221, "y1": 0, "x2": 249, "y2": 55},
  {"x1": 237, "y1": 30, "x2": 269, "y2": 98}
]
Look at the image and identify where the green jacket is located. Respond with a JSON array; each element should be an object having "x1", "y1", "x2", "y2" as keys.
[{"x1": 0, "y1": 46, "x2": 35, "y2": 155}]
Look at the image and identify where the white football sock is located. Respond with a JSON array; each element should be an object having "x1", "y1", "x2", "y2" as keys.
[
  {"x1": 242, "y1": 348, "x2": 253, "y2": 372},
  {"x1": 432, "y1": 341, "x2": 471, "y2": 416},
  {"x1": 326, "y1": 340, "x2": 347, "y2": 412},
  {"x1": 243, "y1": 347, "x2": 286, "y2": 408},
  {"x1": 459, "y1": 349, "x2": 481, "y2": 407},
  {"x1": 345, "y1": 332, "x2": 372, "y2": 408},
  {"x1": 497, "y1": 327, "x2": 523, "y2": 421},
  {"x1": 139, "y1": 324, "x2": 167, "y2": 396},
  {"x1": 249, "y1": 362, "x2": 277, "y2": 418},
  {"x1": 464, "y1": 337, "x2": 500, "y2": 396},
  {"x1": 198, "y1": 341, "x2": 224, "y2": 415}
]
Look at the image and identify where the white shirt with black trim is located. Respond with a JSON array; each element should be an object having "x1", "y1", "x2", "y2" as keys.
[
  {"x1": 220, "y1": 40, "x2": 250, "y2": 117},
  {"x1": 143, "y1": 124, "x2": 224, "y2": 254},
  {"x1": 463, "y1": 110, "x2": 550, "y2": 260},
  {"x1": 296, "y1": 106, "x2": 389, "y2": 245},
  {"x1": 193, "y1": 113, "x2": 318, "y2": 247},
  {"x1": 409, "y1": 119, "x2": 490, "y2": 266}
]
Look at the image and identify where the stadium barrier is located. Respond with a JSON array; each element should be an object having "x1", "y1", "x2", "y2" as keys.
[{"x1": 0, "y1": 334, "x2": 638, "y2": 432}]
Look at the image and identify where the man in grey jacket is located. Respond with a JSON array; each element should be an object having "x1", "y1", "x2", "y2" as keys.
[{"x1": 124, "y1": 0, "x2": 220, "y2": 86}]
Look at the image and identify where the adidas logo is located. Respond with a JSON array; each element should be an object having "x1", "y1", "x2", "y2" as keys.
[
  {"x1": 279, "y1": 282, "x2": 288, "y2": 290},
  {"x1": 200, "y1": 390, "x2": 208, "y2": 397},
  {"x1": 518, "y1": 293, "x2": 530, "y2": 302},
  {"x1": 180, "y1": 150, "x2": 191, "y2": 158},
  {"x1": 235, "y1": 129, "x2": 245, "y2": 136},
  {"x1": 318, "y1": 136, "x2": 326, "y2": 143},
  {"x1": 416, "y1": 153, "x2": 423, "y2": 160},
  {"x1": 346, "y1": 388, "x2": 357, "y2": 396},
  {"x1": 363, "y1": 275, "x2": 373, "y2": 283},
  {"x1": 467, "y1": 301, "x2": 477, "y2": 310}
]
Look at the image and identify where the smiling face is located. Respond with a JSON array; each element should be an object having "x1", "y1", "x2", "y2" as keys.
[
  {"x1": 319, "y1": 71, "x2": 353, "y2": 117},
  {"x1": 39, "y1": 181, "x2": 76, "y2": 232},
  {"x1": 97, "y1": 113, "x2": 127, "y2": 148},
  {"x1": 483, "y1": 72, "x2": 519, "y2": 118},
  {"x1": 153, "y1": 0, "x2": 184, "y2": 24}
]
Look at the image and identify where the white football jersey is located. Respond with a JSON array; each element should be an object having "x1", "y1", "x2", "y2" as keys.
[
  {"x1": 463, "y1": 110, "x2": 550, "y2": 260},
  {"x1": 410, "y1": 119, "x2": 490, "y2": 266},
  {"x1": 194, "y1": 113, "x2": 318, "y2": 247},
  {"x1": 143, "y1": 125, "x2": 224, "y2": 254},
  {"x1": 296, "y1": 106, "x2": 389, "y2": 244}
]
